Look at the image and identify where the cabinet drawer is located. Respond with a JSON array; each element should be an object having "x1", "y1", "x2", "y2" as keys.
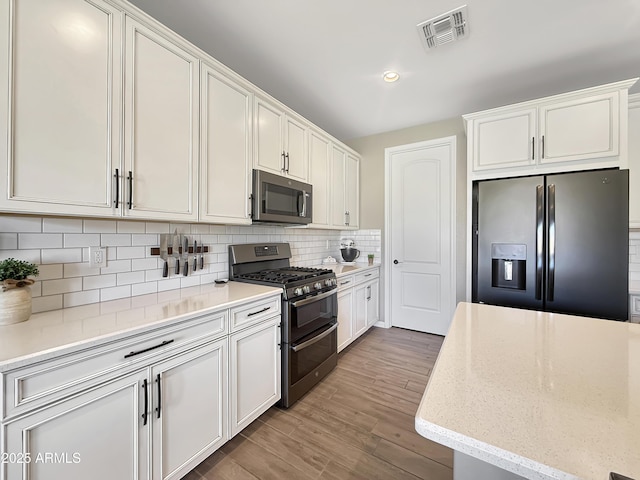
[
  {"x1": 229, "y1": 295, "x2": 281, "y2": 332},
  {"x1": 630, "y1": 295, "x2": 640, "y2": 316},
  {"x1": 337, "y1": 275, "x2": 355, "y2": 291},
  {"x1": 354, "y1": 268, "x2": 379, "y2": 285},
  {"x1": 3, "y1": 310, "x2": 227, "y2": 420}
]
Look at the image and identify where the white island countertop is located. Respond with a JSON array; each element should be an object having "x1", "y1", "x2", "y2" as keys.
[
  {"x1": 415, "y1": 302, "x2": 640, "y2": 480},
  {"x1": 0, "y1": 281, "x2": 281, "y2": 371}
]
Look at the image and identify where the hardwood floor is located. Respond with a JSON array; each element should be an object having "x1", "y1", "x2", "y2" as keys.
[{"x1": 185, "y1": 327, "x2": 452, "y2": 480}]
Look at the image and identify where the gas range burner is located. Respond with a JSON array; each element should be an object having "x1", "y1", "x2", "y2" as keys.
[{"x1": 235, "y1": 267, "x2": 334, "y2": 285}]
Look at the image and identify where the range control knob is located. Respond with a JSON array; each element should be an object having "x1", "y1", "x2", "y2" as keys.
[
  {"x1": 293, "y1": 287, "x2": 303, "y2": 297},
  {"x1": 325, "y1": 279, "x2": 333, "y2": 287},
  {"x1": 302, "y1": 285, "x2": 311, "y2": 294},
  {"x1": 314, "y1": 282, "x2": 322, "y2": 290}
]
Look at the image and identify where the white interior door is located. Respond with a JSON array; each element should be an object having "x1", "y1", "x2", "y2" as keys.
[{"x1": 386, "y1": 137, "x2": 456, "y2": 335}]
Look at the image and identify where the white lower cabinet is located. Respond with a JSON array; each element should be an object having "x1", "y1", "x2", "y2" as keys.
[
  {"x1": 1, "y1": 293, "x2": 282, "y2": 480},
  {"x1": 337, "y1": 267, "x2": 380, "y2": 353},
  {"x1": 151, "y1": 339, "x2": 227, "y2": 480},
  {"x1": 229, "y1": 316, "x2": 281, "y2": 438}
]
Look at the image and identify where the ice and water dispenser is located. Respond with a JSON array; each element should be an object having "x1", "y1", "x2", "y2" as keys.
[{"x1": 491, "y1": 244, "x2": 526, "y2": 290}]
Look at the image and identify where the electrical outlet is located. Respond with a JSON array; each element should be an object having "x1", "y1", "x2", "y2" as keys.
[{"x1": 89, "y1": 246, "x2": 107, "y2": 267}]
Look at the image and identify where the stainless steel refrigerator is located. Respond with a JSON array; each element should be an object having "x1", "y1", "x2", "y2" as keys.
[{"x1": 472, "y1": 169, "x2": 628, "y2": 320}]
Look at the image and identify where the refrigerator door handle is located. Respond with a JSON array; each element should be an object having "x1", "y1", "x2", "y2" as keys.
[
  {"x1": 535, "y1": 185, "x2": 544, "y2": 300},
  {"x1": 547, "y1": 184, "x2": 556, "y2": 301}
]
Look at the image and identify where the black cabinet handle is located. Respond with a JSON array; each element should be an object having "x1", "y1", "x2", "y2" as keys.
[
  {"x1": 155, "y1": 373, "x2": 161, "y2": 419},
  {"x1": 124, "y1": 339, "x2": 174, "y2": 359},
  {"x1": 541, "y1": 135, "x2": 545, "y2": 159},
  {"x1": 114, "y1": 169, "x2": 120, "y2": 208},
  {"x1": 142, "y1": 378, "x2": 148, "y2": 425},
  {"x1": 127, "y1": 171, "x2": 133, "y2": 209},
  {"x1": 285, "y1": 152, "x2": 290, "y2": 173},
  {"x1": 247, "y1": 306, "x2": 270, "y2": 317},
  {"x1": 532, "y1": 137, "x2": 535, "y2": 160},
  {"x1": 281, "y1": 151, "x2": 286, "y2": 172}
]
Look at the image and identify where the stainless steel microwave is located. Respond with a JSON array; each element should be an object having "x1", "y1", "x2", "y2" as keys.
[{"x1": 252, "y1": 169, "x2": 312, "y2": 224}]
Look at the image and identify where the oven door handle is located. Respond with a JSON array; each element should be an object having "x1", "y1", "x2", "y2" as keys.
[
  {"x1": 290, "y1": 289, "x2": 336, "y2": 308},
  {"x1": 291, "y1": 322, "x2": 337, "y2": 353}
]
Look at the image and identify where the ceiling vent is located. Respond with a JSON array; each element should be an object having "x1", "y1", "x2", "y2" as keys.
[{"x1": 417, "y1": 5, "x2": 468, "y2": 51}]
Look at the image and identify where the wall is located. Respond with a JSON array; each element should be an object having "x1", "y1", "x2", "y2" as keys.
[{"x1": 0, "y1": 214, "x2": 381, "y2": 314}]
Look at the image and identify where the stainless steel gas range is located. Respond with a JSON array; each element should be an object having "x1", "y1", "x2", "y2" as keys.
[{"x1": 229, "y1": 243, "x2": 338, "y2": 407}]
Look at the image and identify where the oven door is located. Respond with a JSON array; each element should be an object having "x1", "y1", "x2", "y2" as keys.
[
  {"x1": 283, "y1": 320, "x2": 338, "y2": 407},
  {"x1": 286, "y1": 289, "x2": 337, "y2": 343}
]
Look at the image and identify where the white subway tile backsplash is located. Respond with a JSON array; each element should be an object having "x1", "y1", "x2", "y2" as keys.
[
  {"x1": 64, "y1": 233, "x2": 101, "y2": 248},
  {"x1": 64, "y1": 262, "x2": 100, "y2": 278},
  {"x1": 132, "y1": 258, "x2": 158, "y2": 271},
  {"x1": 38, "y1": 264, "x2": 64, "y2": 281},
  {"x1": 100, "y1": 259, "x2": 131, "y2": 275},
  {"x1": 157, "y1": 278, "x2": 181, "y2": 292},
  {"x1": 116, "y1": 246, "x2": 145, "y2": 259},
  {"x1": 84, "y1": 274, "x2": 117, "y2": 290},
  {"x1": 41, "y1": 248, "x2": 82, "y2": 264},
  {"x1": 132, "y1": 282, "x2": 158, "y2": 297},
  {"x1": 180, "y1": 276, "x2": 201, "y2": 288},
  {"x1": 117, "y1": 221, "x2": 146, "y2": 233},
  {"x1": 64, "y1": 290, "x2": 100, "y2": 308},
  {"x1": 145, "y1": 222, "x2": 172, "y2": 234},
  {"x1": 100, "y1": 285, "x2": 131, "y2": 302},
  {"x1": 0, "y1": 233, "x2": 18, "y2": 250},
  {"x1": 102, "y1": 234, "x2": 132, "y2": 247},
  {"x1": 117, "y1": 271, "x2": 145, "y2": 286},
  {"x1": 32, "y1": 294, "x2": 63, "y2": 313},
  {"x1": 0, "y1": 215, "x2": 41, "y2": 232},
  {"x1": 83, "y1": 219, "x2": 117, "y2": 233},
  {"x1": 132, "y1": 234, "x2": 158, "y2": 246},
  {"x1": 19, "y1": 233, "x2": 63, "y2": 249},
  {"x1": 0, "y1": 249, "x2": 41, "y2": 263},
  {"x1": 42, "y1": 218, "x2": 83, "y2": 233},
  {"x1": 42, "y1": 278, "x2": 82, "y2": 296}
]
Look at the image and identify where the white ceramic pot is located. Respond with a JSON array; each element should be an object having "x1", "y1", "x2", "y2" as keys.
[{"x1": 0, "y1": 286, "x2": 32, "y2": 325}]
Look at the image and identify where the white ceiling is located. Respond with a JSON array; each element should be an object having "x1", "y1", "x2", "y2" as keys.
[{"x1": 127, "y1": 0, "x2": 640, "y2": 141}]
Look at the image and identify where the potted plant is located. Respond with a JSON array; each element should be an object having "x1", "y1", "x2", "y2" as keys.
[
  {"x1": 367, "y1": 254, "x2": 375, "y2": 266},
  {"x1": 0, "y1": 258, "x2": 39, "y2": 325}
]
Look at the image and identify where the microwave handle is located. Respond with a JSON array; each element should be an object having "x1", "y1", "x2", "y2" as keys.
[{"x1": 298, "y1": 191, "x2": 308, "y2": 218}]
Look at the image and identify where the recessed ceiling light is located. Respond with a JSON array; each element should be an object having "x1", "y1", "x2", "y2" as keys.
[{"x1": 382, "y1": 71, "x2": 400, "y2": 83}]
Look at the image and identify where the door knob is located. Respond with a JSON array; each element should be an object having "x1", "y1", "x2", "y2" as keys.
[{"x1": 393, "y1": 259, "x2": 399, "y2": 264}]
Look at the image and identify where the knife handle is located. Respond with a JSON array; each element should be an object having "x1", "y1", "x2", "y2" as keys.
[
  {"x1": 183, "y1": 260, "x2": 188, "y2": 276},
  {"x1": 199, "y1": 252, "x2": 204, "y2": 270},
  {"x1": 175, "y1": 258, "x2": 180, "y2": 275},
  {"x1": 193, "y1": 255, "x2": 197, "y2": 271},
  {"x1": 162, "y1": 260, "x2": 168, "y2": 278}
]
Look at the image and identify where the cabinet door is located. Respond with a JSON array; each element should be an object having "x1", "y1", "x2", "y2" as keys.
[
  {"x1": 4, "y1": 371, "x2": 148, "y2": 480},
  {"x1": 539, "y1": 91, "x2": 619, "y2": 165},
  {"x1": 345, "y1": 153, "x2": 360, "y2": 229},
  {"x1": 309, "y1": 130, "x2": 332, "y2": 227},
  {"x1": 471, "y1": 108, "x2": 537, "y2": 172},
  {"x1": 366, "y1": 279, "x2": 380, "y2": 327},
  {"x1": 200, "y1": 65, "x2": 252, "y2": 224},
  {"x1": 229, "y1": 317, "x2": 281, "y2": 437},
  {"x1": 123, "y1": 17, "x2": 199, "y2": 221},
  {"x1": 151, "y1": 338, "x2": 227, "y2": 480},
  {"x1": 254, "y1": 97, "x2": 285, "y2": 175},
  {"x1": 629, "y1": 96, "x2": 640, "y2": 228},
  {"x1": 284, "y1": 114, "x2": 308, "y2": 182},
  {"x1": 330, "y1": 145, "x2": 347, "y2": 227},
  {"x1": 0, "y1": 0, "x2": 121, "y2": 217},
  {"x1": 337, "y1": 287, "x2": 354, "y2": 352},
  {"x1": 354, "y1": 284, "x2": 367, "y2": 338}
]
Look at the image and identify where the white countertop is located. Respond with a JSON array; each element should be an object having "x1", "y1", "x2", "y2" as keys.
[
  {"x1": 415, "y1": 302, "x2": 640, "y2": 480},
  {"x1": 0, "y1": 282, "x2": 281, "y2": 371},
  {"x1": 318, "y1": 262, "x2": 380, "y2": 277}
]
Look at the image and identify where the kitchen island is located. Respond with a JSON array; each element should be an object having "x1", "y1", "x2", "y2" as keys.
[{"x1": 415, "y1": 302, "x2": 640, "y2": 480}]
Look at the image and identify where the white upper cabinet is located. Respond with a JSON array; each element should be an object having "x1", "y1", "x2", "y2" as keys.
[
  {"x1": 123, "y1": 16, "x2": 199, "y2": 221},
  {"x1": 629, "y1": 93, "x2": 640, "y2": 229},
  {"x1": 470, "y1": 108, "x2": 537, "y2": 171},
  {"x1": 465, "y1": 79, "x2": 637, "y2": 179},
  {"x1": 254, "y1": 95, "x2": 309, "y2": 182},
  {"x1": 200, "y1": 64, "x2": 252, "y2": 224},
  {"x1": 345, "y1": 152, "x2": 360, "y2": 229},
  {"x1": 538, "y1": 92, "x2": 619, "y2": 164},
  {"x1": 330, "y1": 144, "x2": 359, "y2": 229},
  {"x1": 308, "y1": 129, "x2": 332, "y2": 228},
  {"x1": 0, "y1": 0, "x2": 122, "y2": 216}
]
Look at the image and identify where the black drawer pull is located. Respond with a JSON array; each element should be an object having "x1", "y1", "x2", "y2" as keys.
[
  {"x1": 114, "y1": 168, "x2": 119, "y2": 208},
  {"x1": 124, "y1": 339, "x2": 174, "y2": 359},
  {"x1": 141, "y1": 378, "x2": 148, "y2": 425},
  {"x1": 127, "y1": 170, "x2": 133, "y2": 209},
  {"x1": 247, "y1": 306, "x2": 271, "y2": 317},
  {"x1": 155, "y1": 373, "x2": 162, "y2": 419}
]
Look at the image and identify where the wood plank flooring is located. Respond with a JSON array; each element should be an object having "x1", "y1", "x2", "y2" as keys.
[{"x1": 185, "y1": 327, "x2": 452, "y2": 480}]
